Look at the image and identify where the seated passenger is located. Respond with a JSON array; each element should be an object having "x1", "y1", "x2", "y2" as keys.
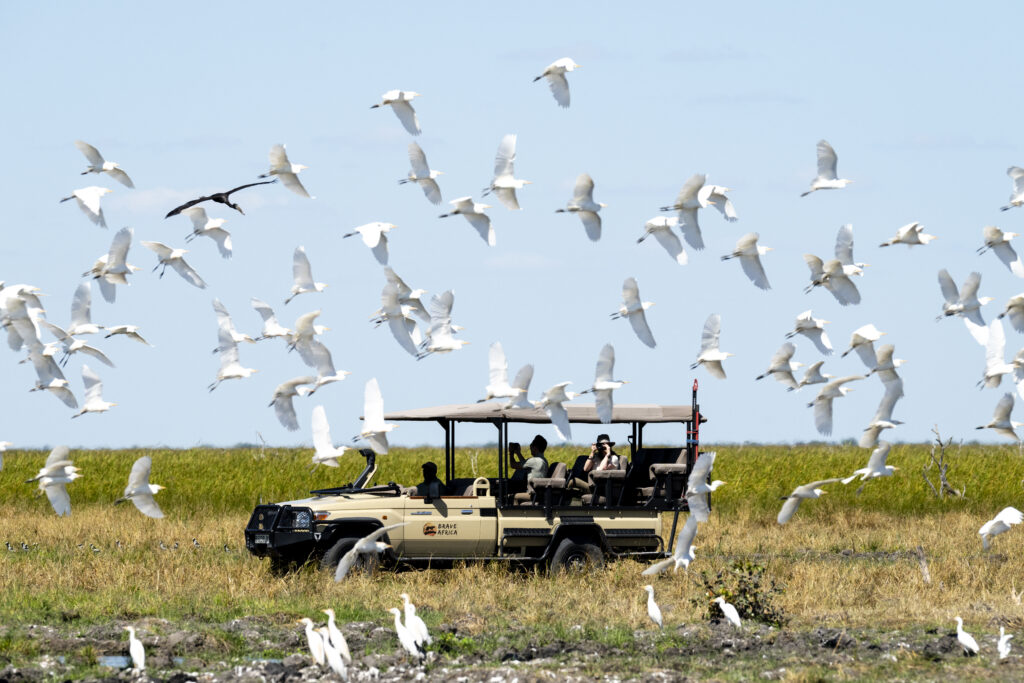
[
  {"x1": 583, "y1": 434, "x2": 620, "y2": 474},
  {"x1": 509, "y1": 435, "x2": 549, "y2": 492},
  {"x1": 410, "y1": 462, "x2": 444, "y2": 500}
]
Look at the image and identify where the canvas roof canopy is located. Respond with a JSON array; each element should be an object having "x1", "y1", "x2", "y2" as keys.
[{"x1": 383, "y1": 403, "x2": 705, "y2": 424}]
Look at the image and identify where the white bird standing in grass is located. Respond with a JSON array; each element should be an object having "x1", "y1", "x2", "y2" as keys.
[
  {"x1": 580, "y1": 343, "x2": 627, "y2": 424},
  {"x1": 334, "y1": 523, "x2": 407, "y2": 582},
  {"x1": 979, "y1": 225, "x2": 1024, "y2": 277},
  {"x1": 786, "y1": 310, "x2": 833, "y2": 355},
  {"x1": 251, "y1": 298, "x2": 293, "y2": 341},
  {"x1": 800, "y1": 140, "x2": 852, "y2": 197},
  {"x1": 534, "y1": 57, "x2": 580, "y2": 107},
  {"x1": 955, "y1": 617, "x2": 980, "y2": 656},
  {"x1": 534, "y1": 382, "x2": 577, "y2": 441},
  {"x1": 353, "y1": 378, "x2": 397, "y2": 454},
  {"x1": 311, "y1": 405, "x2": 349, "y2": 469},
  {"x1": 777, "y1": 478, "x2": 844, "y2": 524},
  {"x1": 879, "y1": 222, "x2": 936, "y2": 247},
  {"x1": 808, "y1": 375, "x2": 865, "y2": 436},
  {"x1": 114, "y1": 455, "x2": 165, "y2": 518},
  {"x1": 556, "y1": 173, "x2": 605, "y2": 241},
  {"x1": 691, "y1": 314, "x2": 732, "y2": 379},
  {"x1": 270, "y1": 377, "x2": 316, "y2": 431},
  {"x1": 721, "y1": 233, "x2": 772, "y2": 290},
  {"x1": 258, "y1": 144, "x2": 312, "y2": 198},
  {"x1": 389, "y1": 607, "x2": 424, "y2": 659},
  {"x1": 400, "y1": 142, "x2": 443, "y2": 205},
  {"x1": 841, "y1": 324, "x2": 885, "y2": 370},
  {"x1": 322, "y1": 608, "x2": 351, "y2": 664},
  {"x1": 72, "y1": 364, "x2": 116, "y2": 418},
  {"x1": 439, "y1": 196, "x2": 494, "y2": 246},
  {"x1": 84, "y1": 227, "x2": 138, "y2": 303},
  {"x1": 75, "y1": 141, "x2": 134, "y2": 188},
  {"x1": 659, "y1": 174, "x2": 713, "y2": 250},
  {"x1": 60, "y1": 186, "x2": 111, "y2": 227},
  {"x1": 343, "y1": 223, "x2": 395, "y2": 265},
  {"x1": 181, "y1": 207, "x2": 232, "y2": 258},
  {"x1": 643, "y1": 585, "x2": 663, "y2": 628},
  {"x1": 400, "y1": 593, "x2": 432, "y2": 647},
  {"x1": 979, "y1": 507, "x2": 1024, "y2": 550},
  {"x1": 999, "y1": 626, "x2": 1013, "y2": 659},
  {"x1": 479, "y1": 342, "x2": 524, "y2": 403},
  {"x1": 298, "y1": 617, "x2": 326, "y2": 666},
  {"x1": 141, "y1": 241, "x2": 207, "y2": 289},
  {"x1": 756, "y1": 343, "x2": 802, "y2": 390},
  {"x1": 484, "y1": 133, "x2": 531, "y2": 210},
  {"x1": 371, "y1": 90, "x2": 422, "y2": 135},
  {"x1": 318, "y1": 626, "x2": 348, "y2": 679},
  {"x1": 611, "y1": 277, "x2": 656, "y2": 348},
  {"x1": 285, "y1": 246, "x2": 328, "y2": 304},
  {"x1": 125, "y1": 626, "x2": 145, "y2": 670},
  {"x1": 713, "y1": 596, "x2": 742, "y2": 628},
  {"x1": 977, "y1": 393, "x2": 1023, "y2": 441},
  {"x1": 1002, "y1": 166, "x2": 1024, "y2": 211},
  {"x1": 637, "y1": 216, "x2": 687, "y2": 265},
  {"x1": 937, "y1": 269, "x2": 991, "y2": 345}
]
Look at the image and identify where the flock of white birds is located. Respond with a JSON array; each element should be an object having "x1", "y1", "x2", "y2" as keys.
[{"x1": 7, "y1": 53, "x2": 1024, "y2": 667}]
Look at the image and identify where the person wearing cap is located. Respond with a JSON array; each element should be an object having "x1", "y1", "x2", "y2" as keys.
[
  {"x1": 583, "y1": 434, "x2": 620, "y2": 473},
  {"x1": 411, "y1": 461, "x2": 444, "y2": 499},
  {"x1": 509, "y1": 435, "x2": 549, "y2": 488}
]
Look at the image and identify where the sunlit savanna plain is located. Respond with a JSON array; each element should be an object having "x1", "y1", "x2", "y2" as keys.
[{"x1": 4, "y1": 444, "x2": 1024, "y2": 679}]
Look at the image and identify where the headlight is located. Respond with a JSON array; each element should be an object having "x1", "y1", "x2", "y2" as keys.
[{"x1": 293, "y1": 510, "x2": 311, "y2": 528}]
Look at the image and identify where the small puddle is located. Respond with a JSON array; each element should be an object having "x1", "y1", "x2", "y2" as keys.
[{"x1": 98, "y1": 655, "x2": 131, "y2": 668}]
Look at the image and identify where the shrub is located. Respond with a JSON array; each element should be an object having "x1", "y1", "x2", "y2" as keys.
[{"x1": 692, "y1": 560, "x2": 787, "y2": 627}]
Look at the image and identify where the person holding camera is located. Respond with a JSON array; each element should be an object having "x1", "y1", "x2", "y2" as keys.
[
  {"x1": 509, "y1": 435, "x2": 549, "y2": 492},
  {"x1": 583, "y1": 434, "x2": 620, "y2": 473}
]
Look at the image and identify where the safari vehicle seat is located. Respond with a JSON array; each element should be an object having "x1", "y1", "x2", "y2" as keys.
[
  {"x1": 513, "y1": 461, "x2": 565, "y2": 505},
  {"x1": 582, "y1": 455, "x2": 628, "y2": 507},
  {"x1": 635, "y1": 447, "x2": 687, "y2": 504},
  {"x1": 445, "y1": 478, "x2": 484, "y2": 497}
]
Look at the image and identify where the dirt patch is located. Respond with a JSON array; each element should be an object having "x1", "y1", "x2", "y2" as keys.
[{"x1": 0, "y1": 617, "x2": 1014, "y2": 681}]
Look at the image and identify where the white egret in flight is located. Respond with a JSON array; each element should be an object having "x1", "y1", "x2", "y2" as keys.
[
  {"x1": 74, "y1": 141, "x2": 134, "y2": 188},
  {"x1": 879, "y1": 222, "x2": 936, "y2": 247},
  {"x1": 141, "y1": 241, "x2": 207, "y2": 289},
  {"x1": 371, "y1": 90, "x2": 422, "y2": 135},
  {"x1": 637, "y1": 216, "x2": 687, "y2": 265},
  {"x1": 83, "y1": 227, "x2": 138, "y2": 303},
  {"x1": 611, "y1": 277, "x2": 656, "y2": 348},
  {"x1": 556, "y1": 173, "x2": 605, "y2": 241},
  {"x1": 937, "y1": 269, "x2": 991, "y2": 345},
  {"x1": 659, "y1": 173, "x2": 713, "y2": 250},
  {"x1": 65, "y1": 282, "x2": 103, "y2": 336},
  {"x1": 978, "y1": 225, "x2": 1024, "y2": 277},
  {"x1": 534, "y1": 57, "x2": 580, "y2": 107},
  {"x1": 28, "y1": 446, "x2": 79, "y2": 516},
  {"x1": 686, "y1": 451, "x2": 724, "y2": 522},
  {"x1": 979, "y1": 506, "x2": 1024, "y2": 549},
  {"x1": 343, "y1": 222, "x2": 395, "y2": 265},
  {"x1": 60, "y1": 186, "x2": 111, "y2": 227},
  {"x1": 842, "y1": 441, "x2": 897, "y2": 488},
  {"x1": 808, "y1": 375, "x2": 865, "y2": 436},
  {"x1": 418, "y1": 290, "x2": 468, "y2": 358},
  {"x1": 208, "y1": 324, "x2": 258, "y2": 391},
  {"x1": 72, "y1": 364, "x2": 116, "y2": 418},
  {"x1": 580, "y1": 343, "x2": 626, "y2": 424},
  {"x1": 721, "y1": 233, "x2": 772, "y2": 290},
  {"x1": 484, "y1": 133, "x2": 531, "y2": 210},
  {"x1": 977, "y1": 393, "x2": 1023, "y2": 441},
  {"x1": 1001, "y1": 166, "x2": 1024, "y2": 211},
  {"x1": 334, "y1": 522, "x2": 407, "y2": 581},
  {"x1": 479, "y1": 342, "x2": 523, "y2": 403},
  {"x1": 399, "y1": 142, "x2": 443, "y2": 205},
  {"x1": 791, "y1": 360, "x2": 832, "y2": 392},
  {"x1": 114, "y1": 456, "x2": 165, "y2": 518},
  {"x1": 534, "y1": 382, "x2": 577, "y2": 441},
  {"x1": 642, "y1": 514, "x2": 698, "y2": 575},
  {"x1": 786, "y1": 310, "x2": 833, "y2": 355},
  {"x1": 777, "y1": 478, "x2": 844, "y2": 524},
  {"x1": 250, "y1": 298, "x2": 293, "y2": 341},
  {"x1": 690, "y1": 313, "x2": 732, "y2": 379},
  {"x1": 756, "y1": 343, "x2": 802, "y2": 391},
  {"x1": 285, "y1": 246, "x2": 328, "y2": 304},
  {"x1": 841, "y1": 324, "x2": 885, "y2": 370},
  {"x1": 439, "y1": 197, "x2": 494, "y2": 246},
  {"x1": 270, "y1": 377, "x2": 316, "y2": 431},
  {"x1": 800, "y1": 140, "x2": 852, "y2": 196},
  {"x1": 181, "y1": 207, "x2": 232, "y2": 258},
  {"x1": 353, "y1": 378, "x2": 396, "y2": 454},
  {"x1": 258, "y1": 144, "x2": 312, "y2": 198},
  {"x1": 999, "y1": 294, "x2": 1024, "y2": 333},
  {"x1": 311, "y1": 405, "x2": 348, "y2": 469}
]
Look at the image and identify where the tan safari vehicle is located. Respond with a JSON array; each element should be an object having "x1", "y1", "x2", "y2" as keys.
[{"x1": 245, "y1": 386, "x2": 706, "y2": 575}]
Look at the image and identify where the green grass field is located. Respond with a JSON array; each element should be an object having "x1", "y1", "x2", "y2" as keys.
[{"x1": 2, "y1": 442, "x2": 1024, "y2": 679}]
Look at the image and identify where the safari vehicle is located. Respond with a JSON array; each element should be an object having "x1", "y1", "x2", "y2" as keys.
[{"x1": 245, "y1": 384, "x2": 707, "y2": 575}]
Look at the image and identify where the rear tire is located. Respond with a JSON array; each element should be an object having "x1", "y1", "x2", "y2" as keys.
[
  {"x1": 320, "y1": 537, "x2": 380, "y2": 577},
  {"x1": 549, "y1": 538, "x2": 604, "y2": 575}
]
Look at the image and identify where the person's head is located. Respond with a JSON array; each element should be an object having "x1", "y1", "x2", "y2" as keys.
[
  {"x1": 530, "y1": 434, "x2": 547, "y2": 456},
  {"x1": 421, "y1": 462, "x2": 438, "y2": 480},
  {"x1": 595, "y1": 433, "x2": 615, "y2": 456}
]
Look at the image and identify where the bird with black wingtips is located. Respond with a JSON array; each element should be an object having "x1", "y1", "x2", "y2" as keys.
[{"x1": 164, "y1": 179, "x2": 277, "y2": 218}]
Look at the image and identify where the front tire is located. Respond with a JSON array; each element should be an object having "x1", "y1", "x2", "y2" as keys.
[
  {"x1": 549, "y1": 538, "x2": 604, "y2": 575},
  {"x1": 320, "y1": 537, "x2": 380, "y2": 576}
]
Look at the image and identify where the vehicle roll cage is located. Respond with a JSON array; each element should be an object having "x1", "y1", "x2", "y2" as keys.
[{"x1": 383, "y1": 381, "x2": 706, "y2": 510}]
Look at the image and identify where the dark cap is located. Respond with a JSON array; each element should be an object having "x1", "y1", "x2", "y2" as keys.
[
  {"x1": 530, "y1": 435, "x2": 547, "y2": 451},
  {"x1": 596, "y1": 434, "x2": 615, "y2": 446}
]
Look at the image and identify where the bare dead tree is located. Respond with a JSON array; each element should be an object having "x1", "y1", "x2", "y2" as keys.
[{"x1": 922, "y1": 425, "x2": 965, "y2": 498}]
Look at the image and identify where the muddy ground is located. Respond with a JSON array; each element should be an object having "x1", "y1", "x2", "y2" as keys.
[{"x1": 0, "y1": 615, "x2": 1017, "y2": 682}]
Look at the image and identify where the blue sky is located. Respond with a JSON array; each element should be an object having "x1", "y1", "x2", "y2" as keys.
[{"x1": 2, "y1": 2, "x2": 1023, "y2": 449}]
